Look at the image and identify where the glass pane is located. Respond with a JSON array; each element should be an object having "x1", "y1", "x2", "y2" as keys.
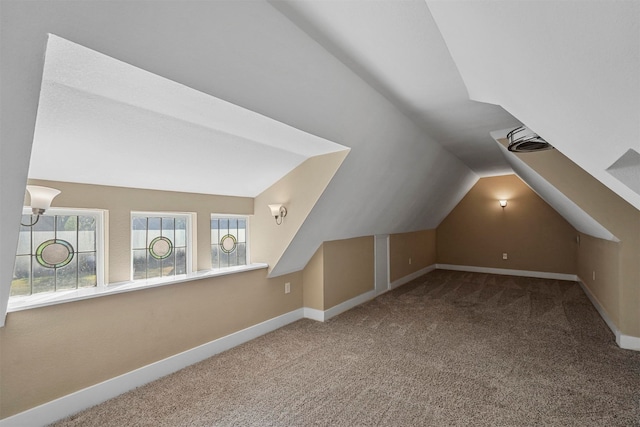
[
  {"x1": 132, "y1": 249, "x2": 147, "y2": 280},
  {"x1": 11, "y1": 255, "x2": 31, "y2": 296},
  {"x1": 147, "y1": 217, "x2": 161, "y2": 246},
  {"x1": 78, "y1": 216, "x2": 96, "y2": 252},
  {"x1": 132, "y1": 229, "x2": 147, "y2": 250},
  {"x1": 78, "y1": 253, "x2": 97, "y2": 287},
  {"x1": 175, "y1": 217, "x2": 187, "y2": 247},
  {"x1": 56, "y1": 216, "x2": 77, "y2": 250},
  {"x1": 147, "y1": 252, "x2": 161, "y2": 279},
  {"x1": 161, "y1": 251, "x2": 176, "y2": 277},
  {"x1": 220, "y1": 251, "x2": 229, "y2": 269},
  {"x1": 219, "y1": 218, "x2": 229, "y2": 235},
  {"x1": 56, "y1": 258, "x2": 78, "y2": 290},
  {"x1": 32, "y1": 257, "x2": 55, "y2": 294},
  {"x1": 229, "y1": 219, "x2": 238, "y2": 240},
  {"x1": 211, "y1": 245, "x2": 219, "y2": 269},
  {"x1": 161, "y1": 217, "x2": 175, "y2": 243},
  {"x1": 237, "y1": 243, "x2": 246, "y2": 266},
  {"x1": 237, "y1": 221, "x2": 246, "y2": 243},
  {"x1": 175, "y1": 248, "x2": 186, "y2": 275},
  {"x1": 16, "y1": 223, "x2": 31, "y2": 255},
  {"x1": 32, "y1": 215, "x2": 55, "y2": 248},
  {"x1": 211, "y1": 219, "x2": 219, "y2": 247}
]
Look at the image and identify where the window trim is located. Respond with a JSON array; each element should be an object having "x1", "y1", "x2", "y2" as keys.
[
  {"x1": 130, "y1": 211, "x2": 196, "y2": 281},
  {"x1": 210, "y1": 213, "x2": 250, "y2": 268},
  {"x1": 13, "y1": 207, "x2": 106, "y2": 296}
]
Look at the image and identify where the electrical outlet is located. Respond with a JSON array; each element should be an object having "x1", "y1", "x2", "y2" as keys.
[
  {"x1": 285, "y1": 282, "x2": 291, "y2": 294},
  {"x1": 409, "y1": 257, "x2": 412, "y2": 265},
  {"x1": 503, "y1": 253, "x2": 508, "y2": 260}
]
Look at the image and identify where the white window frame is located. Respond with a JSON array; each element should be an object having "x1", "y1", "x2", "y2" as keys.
[
  {"x1": 130, "y1": 211, "x2": 195, "y2": 281},
  {"x1": 210, "y1": 214, "x2": 250, "y2": 268},
  {"x1": 11, "y1": 207, "x2": 106, "y2": 297}
]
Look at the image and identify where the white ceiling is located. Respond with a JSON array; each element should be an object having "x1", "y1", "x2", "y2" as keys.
[
  {"x1": 29, "y1": 35, "x2": 347, "y2": 197},
  {"x1": 427, "y1": 0, "x2": 640, "y2": 210},
  {"x1": 2, "y1": 0, "x2": 637, "y2": 297},
  {"x1": 272, "y1": 0, "x2": 520, "y2": 177}
]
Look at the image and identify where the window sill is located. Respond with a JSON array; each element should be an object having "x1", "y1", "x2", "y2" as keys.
[{"x1": 7, "y1": 263, "x2": 269, "y2": 313}]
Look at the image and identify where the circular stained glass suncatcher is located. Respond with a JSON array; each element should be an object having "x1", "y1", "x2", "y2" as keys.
[
  {"x1": 36, "y1": 239, "x2": 74, "y2": 268},
  {"x1": 220, "y1": 234, "x2": 237, "y2": 254},
  {"x1": 149, "y1": 236, "x2": 173, "y2": 260}
]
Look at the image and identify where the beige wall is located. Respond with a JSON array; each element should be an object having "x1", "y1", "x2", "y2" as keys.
[
  {"x1": 577, "y1": 233, "x2": 620, "y2": 326},
  {"x1": 502, "y1": 143, "x2": 640, "y2": 337},
  {"x1": 252, "y1": 150, "x2": 348, "y2": 273},
  {"x1": 302, "y1": 244, "x2": 324, "y2": 310},
  {"x1": 389, "y1": 230, "x2": 436, "y2": 282},
  {"x1": 0, "y1": 268, "x2": 303, "y2": 418},
  {"x1": 323, "y1": 236, "x2": 374, "y2": 310},
  {"x1": 437, "y1": 175, "x2": 578, "y2": 274},
  {"x1": 2, "y1": 179, "x2": 304, "y2": 418}
]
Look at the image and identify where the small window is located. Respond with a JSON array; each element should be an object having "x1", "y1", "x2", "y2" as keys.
[
  {"x1": 131, "y1": 212, "x2": 192, "y2": 281},
  {"x1": 211, "y1": 215, "x2": 248, "y2": 269},
  {"x1": 11, "y1": 209, "x2": 105, "y2": 296}
]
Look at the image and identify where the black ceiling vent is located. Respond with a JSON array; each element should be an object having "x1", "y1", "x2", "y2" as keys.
[{"x1": 507, "y1": 126, "x2": 554, "y2": 153}]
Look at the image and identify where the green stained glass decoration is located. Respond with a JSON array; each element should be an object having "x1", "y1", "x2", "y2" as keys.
[
  {"x1": 220, "y1": 234, "x2": 237, "y2": 254},
  {"x1": 36, "y1": 239, "x2": 74, "y2": 268},
  {"x1": 149, "y1": 236, "x2": 173, "y2": 260}
]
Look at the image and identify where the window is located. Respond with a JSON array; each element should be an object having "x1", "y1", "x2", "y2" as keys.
[
  {"x1": 11, "y1": 209, "x2": 104, "y2": 296},
  {"x1": 211, "y1": 216, "x2": 248, "y2": 269},
  {"x1": 132, "y1": 213, "x2": 192, "y2": 281}
]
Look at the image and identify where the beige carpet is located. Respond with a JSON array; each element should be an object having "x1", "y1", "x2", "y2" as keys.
[{"x1": 52, "y1": 270, "x2": 640, "y2": 426}]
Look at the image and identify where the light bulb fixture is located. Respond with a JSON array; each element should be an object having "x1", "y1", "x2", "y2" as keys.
[
  {"x1": 506, "y1": 126, "x2": 553, "y2": 152},
  {"x1": 21, "y1": 185, "x2": 61, "y2": 226},
  {"x1": 499, "y1": 200, "x2": 508, "y2": 208},
  {"x1": 268, "y1": 204, "x2": 287, "y2": 225}
]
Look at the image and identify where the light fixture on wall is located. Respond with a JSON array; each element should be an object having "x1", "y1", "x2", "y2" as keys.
[
  {"x1": 21, "y1": 185, "x2": 61, "y2": 226},
  {"x1": 506, "y1": 126, "x2": 553, "y2": 152},
  {"x1": 499, "y1": 200, "x2": 508, "y2": 208},
  {"x1": 268, "y1": 204, "x2": 287, "y2": 225}
]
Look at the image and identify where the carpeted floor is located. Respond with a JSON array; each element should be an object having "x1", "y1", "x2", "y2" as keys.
[{"x1": 52, "y1": 270, "x2": 640, "y2": 426}]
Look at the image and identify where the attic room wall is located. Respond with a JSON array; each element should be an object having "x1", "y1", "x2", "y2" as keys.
[
  {"x1": 389, "y1": 230, "x2": 436, "y2": 283},
  {"x1": 323, "y1": 236, "x2": 374, "y2": 310},
  {"x1": 508, "y1": 148, "x2": 640, "y2": 341},
  {"x1": 1, "y1": 180, "x2": 305, "y2": 419},
  {"x1": 252, "y1": 150, "x2": 349, "y2": 276},
  {"x1": 0, "y1": 269, "x2": 303, "y2": 419},
  {"x1": 437, "y1": 175, "x2": 577, "y2": 274}
]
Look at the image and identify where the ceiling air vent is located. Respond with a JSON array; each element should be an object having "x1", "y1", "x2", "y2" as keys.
[{"x1": 507, "y1": 126, "x2": 553, "y2": 153}]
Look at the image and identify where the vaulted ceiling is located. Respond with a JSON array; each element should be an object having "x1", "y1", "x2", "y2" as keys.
[{"x1": 1, "y1": 1, "x2": 638, "y2": 303}]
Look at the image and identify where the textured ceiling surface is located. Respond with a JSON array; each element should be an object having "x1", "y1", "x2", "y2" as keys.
[
  {"x1": 29, "y1": 35, "x2": 347, "y2": 197},
  {"x1": 1, "y1": 0, "x2": 636, "y2": 305},
  {"x1": 272, "y1": 0, "x2": 520, "y2": 177},
  {"x1": 427, "y1": 0, "x2": 640, "y2": 210}
]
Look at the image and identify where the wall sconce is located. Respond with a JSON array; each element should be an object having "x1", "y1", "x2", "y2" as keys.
[
  {"x1": 268, "y1": 204, "x2": 287, "y2": 225},
  {"x1": 499, "y1": 200, "x2": 508, "y2": 208},
  {"x1": 22, "y1": 185, "x2": 61, "y2": 226}
]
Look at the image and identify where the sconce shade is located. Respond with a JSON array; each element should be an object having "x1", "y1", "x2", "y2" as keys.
[
  {"x1": 26, "y1": 185, "x2": 61, "y2": 214},
  {"x1": 499, "y1": 200, "x2": 508, "y2": 208},
  {"x1": 268, "y1": 204, "x2": 284, "y2": 217},
  {"x1": 268, "y1": 203, "x2": 287, "y2": 225}
]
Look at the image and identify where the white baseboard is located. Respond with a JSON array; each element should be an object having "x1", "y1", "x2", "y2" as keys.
[
  {"x1": 2, "y1": 286, "x2": 385, "y2": 427},
  {"x1": 324, "y1": 290, "x2": 376, "y2": 320},
  {"x1": 0, "y1": 309, "x2": 305, "y2": 427},
  {"x1": 577, "y1": 278, "x2": 640, "y2": 351},
  {"x1": 303, "y1": 307, "x2": 324, "y2": 322},
  {"x1": 436, "y1": 264, "x2": 578, "y2": 282},
  {"x1": 303, "y1": 290, "x2": 376, "y2": 322},
  {"x1": 389, "y1": 264, "x2": 436, "y2": 290}
]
